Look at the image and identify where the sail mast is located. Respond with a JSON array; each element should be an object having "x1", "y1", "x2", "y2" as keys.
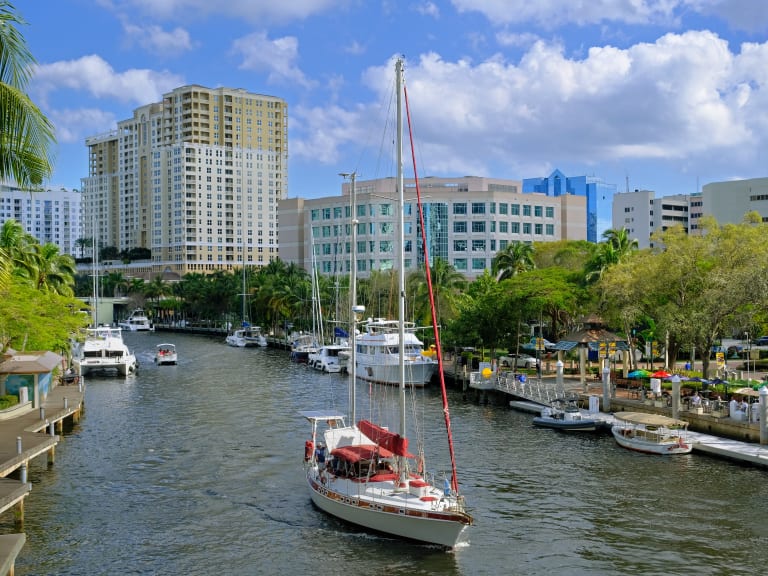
[
  {"x1": 396, "y1": 58, "x2": 406, "y2": 438},
  {"x1": 342, "y1": 171, "x2": 359, "y2": 424}
]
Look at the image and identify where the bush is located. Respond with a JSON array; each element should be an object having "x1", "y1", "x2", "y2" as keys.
[{"x1": 0, "y1": 394, "x2": 20, "y2": 410}]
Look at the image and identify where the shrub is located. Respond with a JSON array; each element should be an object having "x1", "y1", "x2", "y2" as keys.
[{"x1": 0, "y1": 394, "x2": 20, "y2": 410}]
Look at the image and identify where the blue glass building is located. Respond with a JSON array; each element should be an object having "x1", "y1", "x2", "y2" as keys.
[{"x1": 522, "y1": 169, "x2": 615, "y2": 243}]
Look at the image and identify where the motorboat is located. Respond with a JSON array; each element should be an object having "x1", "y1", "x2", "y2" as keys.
[
  {"x1": 226, "y1": 326, "x2": 267, "y2": 348},
  {"x1": 533, "y1": 397, "x2": 603, "y2": 432},
  {"x1": 611, "y1": 412, "x2": 693, "y2": 455},
  {"x1": 154, "y1": 343, "x2": 178, "y2": 365},
  {"x1": 354, "y1": 318, "x2": 437, "y2": 387},
  {"x1": 118, "y1": 308, "x2": 153, "y2": 332},
  {"x1": 73, "y1": 325, "x2": 138, "y2": 377},
  {"x1": 308, "y1": 344, "x2": 348, "y2": 373},
  {"x1": 290, "y1": 333, "x2": 318, "y2": 363},
  {"x1": 300, "y1": 59, "x2": 472, "y2": 548}
]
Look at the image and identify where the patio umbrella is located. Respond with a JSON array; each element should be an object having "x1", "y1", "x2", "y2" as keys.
[
  {"x1": 651, "y1": 370, "x2": 672, "y2": 379},
  {"x1": 733, "y1": 387, "x2": 760, "y2": 397},
  {"x1": 627, "y1": 369, "x2": 651, "y2": 378}
]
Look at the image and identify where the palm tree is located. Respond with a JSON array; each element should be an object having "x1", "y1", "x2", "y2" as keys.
[
  {"x1": 25, "y1": 242, "x2": 76, "y2": 295},
  {"x1": 0, "y1": 2, "x2": 55, "y2": 188},
  {"x1": 407, "y1": 257, "x2": 466, "y2": 327},
  {"x1": 585, "y1": 227, "x2": 639, "y2": 283},
  {"x1": 492, "y1": 241, "x2": 535, "y2": 281}
]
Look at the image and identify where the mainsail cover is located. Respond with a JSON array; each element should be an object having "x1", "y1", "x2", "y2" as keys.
[{"x1": 358, "y1": 419, "x2": 413, "y2": 457}]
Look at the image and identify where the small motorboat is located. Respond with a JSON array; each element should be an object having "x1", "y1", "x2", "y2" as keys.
[
  {"x1": 533, "y1": 397, "x2": 602, "y2": 432},
  {"x1": 611, "y1": 412, "x2": 692, "y2": 455},
  {"x1": 154, "y1": 343, "x2": 178, "y2": 365}
]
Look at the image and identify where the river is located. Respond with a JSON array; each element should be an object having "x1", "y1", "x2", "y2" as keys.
[{"x1": 6, "y1": 331, "x2": 768, "y2": 575}]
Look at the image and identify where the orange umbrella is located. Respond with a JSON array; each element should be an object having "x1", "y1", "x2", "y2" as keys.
[{"x1": 651, "y1": 370, "x2": 672, "y2": 379}]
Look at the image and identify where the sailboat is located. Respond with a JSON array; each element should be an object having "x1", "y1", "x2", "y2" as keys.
[
  {"x1": 300, "y1": 59, "x2": 472, "y2": 548},
  {"x1": 226, "y1": 260, "x2": 267, "y2": 348}
]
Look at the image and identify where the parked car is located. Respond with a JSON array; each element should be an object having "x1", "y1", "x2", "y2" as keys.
[
  {"x1": 520, "y1": 337, "x2": 556, "y2": 353},
  {"x1": 500, "y1": 353, "x2": 541, "y2": 369},
  {"x1": 753, "y1": 336, "x2": 768, "y2": 346}
]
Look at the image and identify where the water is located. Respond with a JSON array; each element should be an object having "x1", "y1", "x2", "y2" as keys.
[{"x1": 7, "y1": 332, "x2": 768, "y2": 575}]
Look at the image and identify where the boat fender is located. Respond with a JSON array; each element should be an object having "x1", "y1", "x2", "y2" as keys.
[{"x1": 304, "y1": 440, "x2": 314, "y2": 461}]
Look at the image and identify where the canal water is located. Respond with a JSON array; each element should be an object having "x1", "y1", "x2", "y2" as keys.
[{"x1": 6, "y1": 331, "x2": 768, "y2": 575}]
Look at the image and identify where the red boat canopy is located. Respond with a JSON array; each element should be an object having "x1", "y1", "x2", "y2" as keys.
[
  {"x1": 331, "y1": 444, "x2": 394, "y2": 463},
  {"x1": 358, "y1": 419, "x2": 413, "y2": 457}
]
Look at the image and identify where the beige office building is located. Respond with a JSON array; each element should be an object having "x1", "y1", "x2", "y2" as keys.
[
  {"x1": 279, "y1": 176, "x2": 586, "y2": 280},
  {"x1": 81, "y1": 85, "x2": 287, "y2": 279}
]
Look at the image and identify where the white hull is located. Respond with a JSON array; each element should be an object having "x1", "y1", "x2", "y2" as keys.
[
  {"x1": 306, "y1": 468, "x2": 469, "y2": 548},
  {"x1": 155, "y1": 344, "x2": 177, "y2": 365},
  {"x1": 611, "y1": 427, "x2": 692, "y2": 455},
  {"x1": 73, "y1": 326, "x2": 137, "y2": 377},
  {"x1": 226, "y1": 329, "x2": 267, "y2": 348},
  {"x1": 309, "y1": 345, "x2": 348, "y2": 373},
  {"x1": 355, "y1": 359, "x2": 436, "y2": 387}
]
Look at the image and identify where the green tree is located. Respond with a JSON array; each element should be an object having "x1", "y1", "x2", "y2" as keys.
[
  {"x1": 492, "y1": 241, "x2": 535, "y2": 281},
  {"x1": 585, "y1": 227, "x2": 639, "y2": 283},
  {"x1": 0, "y1": 1, "x2": 55, "y2": 187}
]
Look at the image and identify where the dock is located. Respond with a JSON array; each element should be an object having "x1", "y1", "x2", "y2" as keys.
[
  {"x1": 0, "y1": 378, "x2": 85, "y2": 575},
  {"x1": 495, "y1": 371, "x2": 768, "y2": 468}
]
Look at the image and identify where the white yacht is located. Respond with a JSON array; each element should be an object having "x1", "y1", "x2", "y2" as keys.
[
  {"x1": 354, "y1": 318, "x2": 437, "y2": 387},
  {"x1": 73, "y1": 325, "x2": 138, "y2": 377},
  {"x1": 226, "y1": 326, "x2": 268, "y2": 348},
  {"x1": 118, "y1": 308, "x2": 153, "y2": 332}
]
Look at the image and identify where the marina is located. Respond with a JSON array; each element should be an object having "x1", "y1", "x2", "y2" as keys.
[{"x1": 4, "y1": 333, "x2": 768, "y2": 573}]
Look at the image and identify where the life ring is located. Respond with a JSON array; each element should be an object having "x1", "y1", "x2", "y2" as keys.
[{"x1": 304, "y1": 440, "x2": 314, "y2": 461}]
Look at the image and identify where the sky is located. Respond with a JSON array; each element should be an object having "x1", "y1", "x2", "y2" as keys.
[{"x1": 18, "y1": 0, "x2": 768, "y2": 232}]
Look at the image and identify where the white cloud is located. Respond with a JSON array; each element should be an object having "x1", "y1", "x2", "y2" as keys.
[
  {"x1": 48, "y1": 108, "x2": 118, "y2": 144},
  {"x1": 104, "y1": 0, "x2": 341, "y2": 24},
  {"x1": 33, "y1": 55, "x2": 185, "y2": 105},
  {"x1": 451, "y1": 0, "x2": 683, "y2": 27},
  {"x1": 123, "y1": 22, "x2": 195, "y2": 55},
  {"x1": 291, "y1": 31, "x2": 768, "y2": 186},
  {"x1": 231, "y1": 32, "x2": 314, "y2": 88},
  {"x1": 415, "y1": 2, "x2": 440, "y2": 18}
]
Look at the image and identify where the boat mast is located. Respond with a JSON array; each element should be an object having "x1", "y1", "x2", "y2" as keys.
[
  {"x1": 342, "y1": 171, "x2": 359, "y2": 424},
  {"x1": 396, "y1": 57, "x2": 407, "y2": 439}
]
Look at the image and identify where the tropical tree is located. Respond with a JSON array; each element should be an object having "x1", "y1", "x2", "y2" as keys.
[
  {"x1": 407, "y1": 257, "x2": 466, "y2": 328},
  {"x1": 0, "y1": 1, "x2": 55, "y2": 188},
  {"x1": 585, "y1": 227, "x2": 639, "y2": 283},
  {"x1": 492, "y1": 241, "x2": 535, "y2": 281},
  {"x1": 24, "y1": 242, "x2": 77, "y2": 295}
]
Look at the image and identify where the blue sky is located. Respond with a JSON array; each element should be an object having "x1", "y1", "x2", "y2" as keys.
[{"x1": 19, "y1": 0, "x2": 768, "y2": 231}]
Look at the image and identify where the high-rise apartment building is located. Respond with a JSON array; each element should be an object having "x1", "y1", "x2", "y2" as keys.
[
  {"x1": 612, "y1": 189, "x2": 691, "y2": 249},
  {"x1": 279, "y1": 176, "x2": 587, "y2": 280},
  {"x1": 0, "y1": 182, "x2": 82, "y2": 256},
  {"x1": 82, "y1": 85, "x2": 287, "y2": 278}
]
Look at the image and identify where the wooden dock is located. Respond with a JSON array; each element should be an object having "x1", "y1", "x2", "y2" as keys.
[{"x1": 0, "y1": 378, "x2": 85, "y2": 575}]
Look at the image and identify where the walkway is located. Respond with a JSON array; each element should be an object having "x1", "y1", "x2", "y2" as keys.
[{"x1": 0, "y1": 378, "x2": 85, "y2": 575}]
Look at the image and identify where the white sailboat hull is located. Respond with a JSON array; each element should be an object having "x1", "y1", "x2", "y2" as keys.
[
  {"x1": 355, "y1": 359, "x2": 436, "y2": 387},
  {"x1": 306, "y1": 469, "x2": 469, "y2": 548}
]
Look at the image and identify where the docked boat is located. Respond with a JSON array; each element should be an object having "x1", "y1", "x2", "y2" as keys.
[
  {"x1": 309, "y1": 328, "x2": 349, "y2": 373},
  {"x1": 225, "y1": 325, "x2": 267, "y2": 348},
  {"x1": 354, "y1": 318, "x2": 437, "y2": 387},
  {"x1": 154, "y1": 343, "x2": 177, "y2": 365},
  {"x1": 300, "y1": 59, "x2": 472, "y2": 548},
  {"x1": 611, "y1": 412, "x2": 693, "y2": 455},
  {"x1": 118, "y1": 308, "x2": 153, "y2": 332},
  {"x1": 533, "y1": 398, "x2": 602, "y2": 432},
  {"x1": 290, "y1": 333, "x2": 319, "y2": 363},
  {"x1": 73, "y1": 325, "x2": 138, "y2": 377}
]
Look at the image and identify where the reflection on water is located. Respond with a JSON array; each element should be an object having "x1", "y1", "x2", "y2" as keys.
[{"x1": 9, "y1": 331, "x2": 768, "y2": 575}]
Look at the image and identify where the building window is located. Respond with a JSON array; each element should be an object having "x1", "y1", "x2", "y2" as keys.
[
  {"x1": 471, "y1": 202, "x2": 485, "y2": 215},
  {"x1": 454, "y1": 221, "x2": 467, "y2": 233},
  {"x1": 499, "y1": 221, "x2": 508, "y2": 233},
  {"x1": 523, "y1": 205, "x2": 531, "y2": 217},
  {"x1": 471, "y1": 221, "x2": 486, "y2": 233},
  {"x1": 523, "y1": 223, "x2": 531, "y2": 234},
  {"x1": 453, "y1": 258, "x2": 467, "y2": 271},
  {"x1": 534, "y1": 206, "x2": 542, "y2": 217},
  {"x1": 499, "y1": 203, "x2": 508, "y2": 215},
  {"x1": 535, "y1": 223, "x2": 543, "y2": 235},
  {"x1": 511, "y1": 204, "x2": 520, "y2": 216},
  {"x1": 472, "y1": 258, "x2": 486, "y2": 270},
  {"x1": 471, "y1": 239, "x2": 486, "y2": 251},
  {"x1": 545, "y1": 206, "x2": 554, "y2": 218},
  {"x1": 454, "y1": 239, "x2": 467, "y2": 252},
  {"x1": 453, "y1": 203, "x2": 467, "y2": 215},
  {"x1": 511, "y1": 222, "x2": 520, "y2": 233},
  {"x1": 546, "y1": 224, "x2": 554, "y2": 235}
]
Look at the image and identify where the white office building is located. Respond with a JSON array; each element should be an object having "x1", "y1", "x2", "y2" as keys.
[{"x1": 279, "y1": 176, "x2": 587, "y2": 280}]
